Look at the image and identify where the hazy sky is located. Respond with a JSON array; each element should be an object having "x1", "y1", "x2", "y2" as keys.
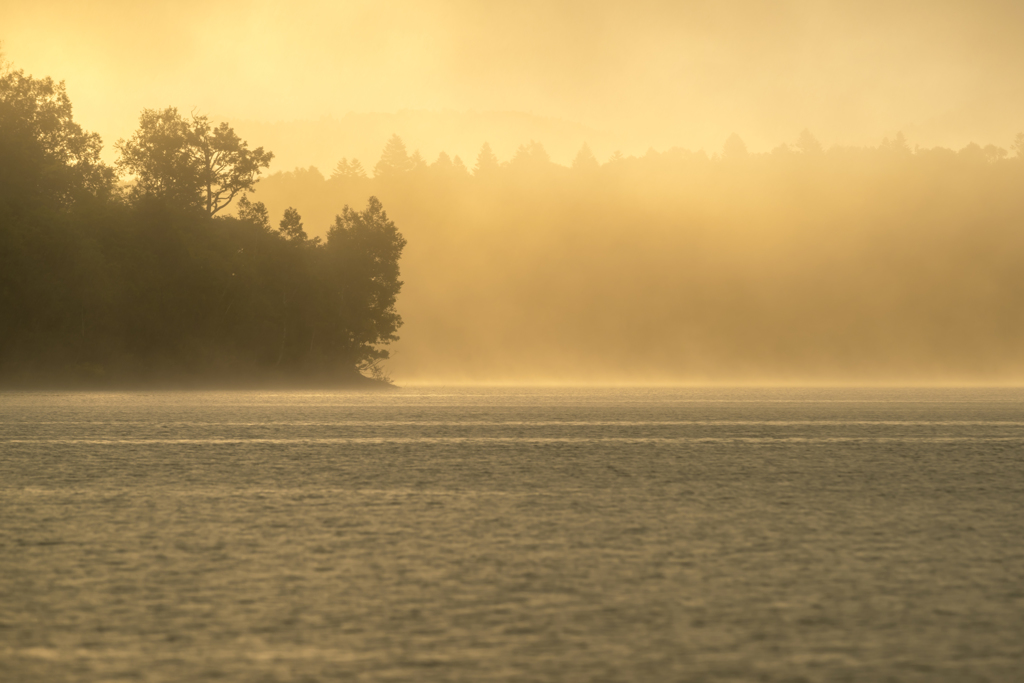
[{"x1": 4, "y1": 0, "x2": 1024, "y2": 161}]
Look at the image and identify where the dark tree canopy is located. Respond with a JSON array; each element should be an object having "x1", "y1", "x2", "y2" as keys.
[
  {"x1": 1, "y1": 62, "x2": 405, "y2": 387},
  {"x1": 279, "y1": 206, "x2": 312, "y2": 243},
  {"x1": 0, "y1": 69, "x2": 114, "y2": 211},
  {"x1": 235, "y1": 194, "x2": 270, "y2": 230},
  {"x1": 322, "y1": 197, "x2": 407, "y2": 363},
  {"x1": 116, "y1": 107, "x2": 273, "y2": 215}
]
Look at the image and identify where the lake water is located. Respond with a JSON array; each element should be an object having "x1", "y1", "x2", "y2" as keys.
[{"x1": 2, "y1": 387, "x2": 1023, "y2": 682}]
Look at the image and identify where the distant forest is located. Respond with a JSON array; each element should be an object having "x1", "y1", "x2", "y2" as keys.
[
  {"x1": 0, "y1": 65, "x2": 405, "y2": 386},
  {"x1": 254, "y1": 130, "x2": 1024, "y2": 382}
]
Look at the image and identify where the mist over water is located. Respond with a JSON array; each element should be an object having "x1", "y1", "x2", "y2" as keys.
[
  {"x1": 3, "y1": 387, "x2": 1023, "y2": 681},
  {"x1": 250, "y1": 141, "x2": 1024, "y2": 385}
]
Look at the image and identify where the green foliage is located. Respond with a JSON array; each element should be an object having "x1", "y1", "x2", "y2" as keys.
[{"x1": 116, "y1": 107, "x2": 273, "y2": 215}]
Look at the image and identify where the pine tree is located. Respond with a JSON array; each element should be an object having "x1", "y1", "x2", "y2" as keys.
[
  {"x1": 572, "y1": 143, "x2": 599, "y2": 171},
  {"x1": 332, "y1": 158, "x2": 368, "y2": 180},
  {"x1": 722, "y1": 134, "x2": 748, "y2": 160},
  {"x1": 373, "y1": 134, "x2": 413, "y2": 178},
  {"x1": 432, "y1": 151, "x2": 453, "y2": 171},
  {"x1": 474, "y1": 142, "x2": 500, "y2": 176}
]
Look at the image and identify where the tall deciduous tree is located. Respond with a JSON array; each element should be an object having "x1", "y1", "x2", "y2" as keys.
[{"x1": 116, "y1": 107, "x2": 272, "y2": 215}]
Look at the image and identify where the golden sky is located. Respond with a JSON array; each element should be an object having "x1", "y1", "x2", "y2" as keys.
[{"x1": 4, "y1": 0, "x2": 1023, "y2": 161}]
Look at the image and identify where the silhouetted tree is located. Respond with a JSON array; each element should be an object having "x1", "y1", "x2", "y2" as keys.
[
  {"x1": 474, "y1": 142, "x2": 500, "y2": 176},
  {"x1": 430, "y1": 151, "x2": 468, "y2": 179},
  {"x1": 374, "y1": 134, "x2": 414, "y2": 178},
  {"x1": 332, "y1": 157, "x2": 367, "y2": 179},
  {"x1": 0, "y1": 69, "x2": 114, "y2": 210},
  {"x1": 236, "y1": 194, "x2": 270, "y2": 229},
  {"x1": 1, "y1": 66, "x2": 115, "y2": 376},
  {"x1": 722, "y1": 133, "x2": 748, "y2": 160},
  {"x1": 572, "y1": 143, "x2": 599, "y2": 171},
  {"x1": 1013, "y1": 133, "x2": 1024, "y2": 159},
  {"x1": 115, "y1": 108, "x2": 195, "y2": 207},
  {"x1": 116, "y1": 107, "x2": 272, "y2": 214},
  {"x1": 321, "y1": 197, "x2": 407, "y2": 365},
  {"x1": 795, "y1": 129, "x2": 823, "y2": 155},
  {"x1": 510, "y1": 141, "x2": 551, "y2": 169},
  {"x1": 279, "y1": 207, "x2": 308, "y2": 242},
  {"x1": 880, "y1": 132, "x2": 911, "y2": 155},
  {"x1": 433, "y1": 151, "x2": 454, "y2": 171},
  {"x1": 984, "y1": 144, "x2": 1007, "y2": 162}
]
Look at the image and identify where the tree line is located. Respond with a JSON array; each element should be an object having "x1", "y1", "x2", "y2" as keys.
[
  {"x1": 0, "y1": 63, "x2": 405, "y2": 386},
  {"x1": 253, "y1": 129, "x2": 1024, "y2": 382}
]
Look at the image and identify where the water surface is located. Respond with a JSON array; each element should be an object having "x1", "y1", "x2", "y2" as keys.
[{"x1": 2, "y1": 387, "x2": 1022, "y2": 681}]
